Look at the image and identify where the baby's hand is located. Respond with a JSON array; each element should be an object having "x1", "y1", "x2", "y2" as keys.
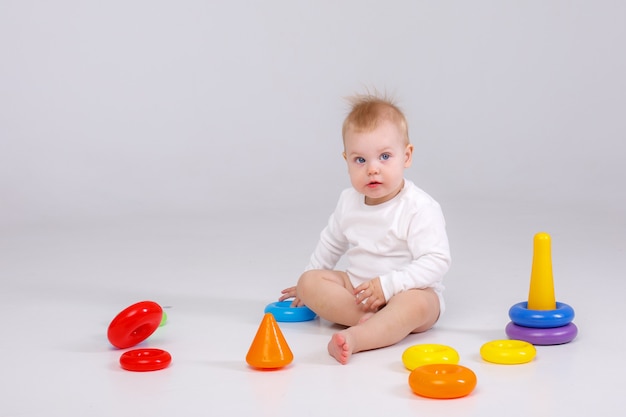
[
  {"x1": 354, "y1": 278, "x2": 385, "y2": 312},
  {"x1": 279, "y1": 286, "x2": 304, "y2": 307}
]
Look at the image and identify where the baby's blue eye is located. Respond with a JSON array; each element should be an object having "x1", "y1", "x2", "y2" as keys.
[
  {"x1": 355, "y1": 157, "x2": 366, "y2": 164},
  {"x1": 380, "y1": 153, "x2": 390, "y2": 161}
]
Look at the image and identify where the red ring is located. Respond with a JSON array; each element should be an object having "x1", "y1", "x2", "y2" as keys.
[
  {"x1": 107, "y1": 301, "x2": 163, "y2": 349},
  {"x1": 119, "y1": 348, "x2": 172, "y2": 372}
]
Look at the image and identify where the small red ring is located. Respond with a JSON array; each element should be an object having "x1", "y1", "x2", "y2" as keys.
[
  {"x1": 107, "y1": 301, "x2": 163, "y2": 349},
  {"x1": 119, "y1": 348, "x2": 172, "y2": 372}
]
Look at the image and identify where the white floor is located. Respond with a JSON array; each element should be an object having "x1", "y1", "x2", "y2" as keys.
[{"x1": 1, "y1": 200, "x2": 624, "y2": 417}]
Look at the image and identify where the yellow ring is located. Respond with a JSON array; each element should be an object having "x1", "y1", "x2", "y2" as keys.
[
  {"x1": 480, "y1": 339, "x2": 536, "y2": 364},
  {"x1": 402, "y1": 344, "x2": 460, "y2": 371}
]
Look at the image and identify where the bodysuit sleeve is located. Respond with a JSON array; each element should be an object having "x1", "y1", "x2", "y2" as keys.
[
  {"x1": 305, "y1": 199, "x2": 349, "y2": 271},
  {"x1": 378, "y1": 202, "x2": 451, "y2": 301}
]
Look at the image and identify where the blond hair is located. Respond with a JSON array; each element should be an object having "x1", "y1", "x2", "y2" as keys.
[{"x1": 342, "y1": 93, "x2": 409, "y2": 145}]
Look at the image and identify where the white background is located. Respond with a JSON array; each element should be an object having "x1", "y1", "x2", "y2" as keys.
[
  {"x1": 2, "y1": 1, "x2": 624, "y2": 228},
  {"x1": 1, "y1": 2, "x2": 625, "y2": 416}
]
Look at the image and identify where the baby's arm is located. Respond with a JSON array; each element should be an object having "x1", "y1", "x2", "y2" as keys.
[
  {"x1": 306, "y1": 211, "x2": 348, "y2": 271},
  {"x1": 379, "y1": 204, "x2": 451, "y2": 300},
  {"x1": 278, "y1": 210, "x2": 348, "y2": 306}
]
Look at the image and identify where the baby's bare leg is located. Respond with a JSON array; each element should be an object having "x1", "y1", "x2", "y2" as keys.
[
  {"x1": 330, "y1": 289, "x2": 440, "y2": 364},
  {"x1": 296, "y1": 270, "x2": 366, "y2": 327}
]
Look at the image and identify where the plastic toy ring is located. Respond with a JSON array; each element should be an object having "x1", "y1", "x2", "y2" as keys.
[
  {"x1": 480, "y1": 340, "x2": 536, "y2": 364},
  {"x1": 508, "y1": 302, "x2": 575, "y2": 328},
  {"x1": 107, "y1": 301, "x2": 163, "y2": 349},
  {"x1": 264, "y1": 301, "x2": 316, "y2": 322},
  {"x1": 119, "y1": 348, "x2": 172, "y2": 372},
  {"x1": 402, "y1": 344, "x2": 460, "y2": 371},
  {"x1": 505, "y1": 321, "x2": 578, "y2": 345},
  {"x1": 409, "y1": 364, "x2": 477, "y2": 399}
]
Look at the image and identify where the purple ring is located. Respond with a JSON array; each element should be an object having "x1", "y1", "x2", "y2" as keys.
[{"x1": 505, "y1": 321, "x2": 578, "y2": 345}]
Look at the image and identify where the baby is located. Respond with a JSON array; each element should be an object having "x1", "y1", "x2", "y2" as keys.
[{"x1": 280, "y1": 93, "x2": 451, "y2": 364}]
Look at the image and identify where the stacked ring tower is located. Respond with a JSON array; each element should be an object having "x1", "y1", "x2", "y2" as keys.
[{"x1": 505, "y1": 232, "x2": 578, "y2": 345}]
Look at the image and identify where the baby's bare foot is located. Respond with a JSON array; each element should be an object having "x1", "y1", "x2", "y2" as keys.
[{"x1": 328, "y1": 332, "x2": 352, "y2": 365}]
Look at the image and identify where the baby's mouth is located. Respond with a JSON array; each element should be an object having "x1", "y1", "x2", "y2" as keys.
[{"x1": 367, "y1": 181, "x2": 381, "y2": 188}]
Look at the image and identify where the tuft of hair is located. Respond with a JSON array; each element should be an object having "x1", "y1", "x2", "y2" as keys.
[{"x1": 342, "y1": 90, "x2": 409, "y2": 144}]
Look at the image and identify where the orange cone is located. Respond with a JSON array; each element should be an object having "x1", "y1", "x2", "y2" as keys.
[{"x1": 246, "y1": 313, "x2": 294, "y2": 369}]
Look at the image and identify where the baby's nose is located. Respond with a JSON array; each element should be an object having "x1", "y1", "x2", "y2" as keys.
[{"x1": 367, "y1": 162, "x2": 380, "y2": 174}]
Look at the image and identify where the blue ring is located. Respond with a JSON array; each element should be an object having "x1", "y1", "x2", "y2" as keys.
[
  {"x1": 264, "y1": 301, "x2": 317, "y2": 322},
  {"x1": 508, "y1": 301, "x2": 575, "y2": 328},
  {"x1": 505, "y1": 321, "x2": 578, "y2": 345}
]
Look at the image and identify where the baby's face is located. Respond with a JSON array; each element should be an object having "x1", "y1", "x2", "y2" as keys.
[{"x1": 343, "y1": 119, "x2": 413, "y2": 205}]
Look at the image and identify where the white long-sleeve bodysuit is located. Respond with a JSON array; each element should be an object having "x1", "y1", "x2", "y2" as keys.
[{"x1": 305, "y1": 179, "x2": 451, "y2": 314}]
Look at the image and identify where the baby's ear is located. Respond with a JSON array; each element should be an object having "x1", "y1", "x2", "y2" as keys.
[
  {"x1": 342, "y1": 151, "x2": 347, "y2": 160},
  {"x1": 404, "y1": 144, "x2": 414, "y2": 166}
]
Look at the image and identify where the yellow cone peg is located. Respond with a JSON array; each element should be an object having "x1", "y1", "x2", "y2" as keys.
[
  {"x1": 527, "y1": 232, "x2": 556, "y2": 310},
  {"x1": 505, "y1": 232, "x2": 578, "y2": 345}
]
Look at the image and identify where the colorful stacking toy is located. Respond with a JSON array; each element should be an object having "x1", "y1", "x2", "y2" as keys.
[
  {"x1": 408, "y1": 364, "x2": 477, "y2": 399},
  {"x1": 108, "y1": 300, "x2": 164, "y2": 349},
  {"x1": 480, "y1": 340, "x2": 536, "y2": 364},
  {"x1": 264, "y1": 301, "x2": 316, "y2": 322},
  {"x1": 505, "y1": 232, "x2": 578, "y2": 345},
  {"x1": 246, "y1": 313, "x2": 294, "y2": 369},
  {"x1": 402, "y1": 344, "x2": 460, "y2": 371},
  {"x1": 107, "y1": 300, "x2": 172, "y2": 372},
  {"x1": 403, "y1": 344, "x2": 476, "y2": 399}
]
